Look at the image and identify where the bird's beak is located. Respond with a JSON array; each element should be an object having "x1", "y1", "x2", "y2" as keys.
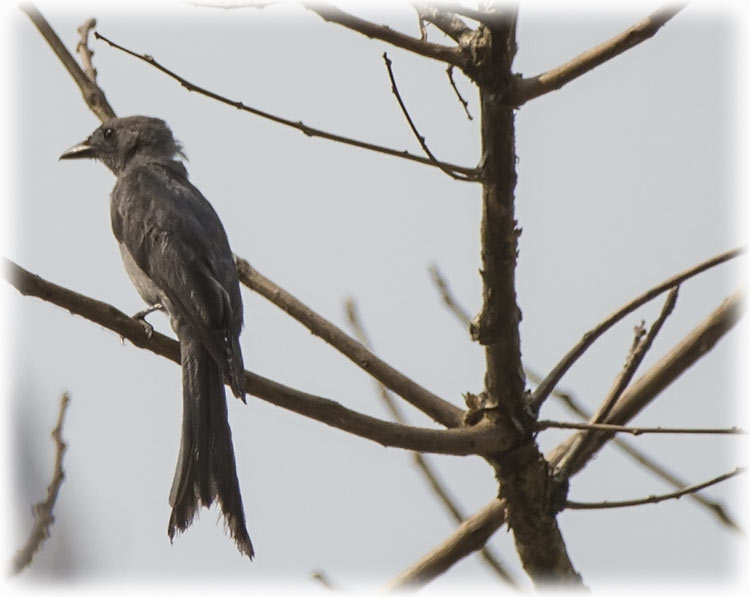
[{"x1": 59, "y1": 139, "x2": 96, "y2": 160}]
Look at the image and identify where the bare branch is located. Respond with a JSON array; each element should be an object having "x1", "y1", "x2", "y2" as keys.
[
  {"x1": 21, "y1": 4, "x2": 115, "y2": 122},
  {"x1": 75, "y1": 18, "x2": 98, "y2": 82},
  {"x1": 549, "y1": 289, "x2": 747, "y2": 476},
  {"x1": 304, "y1": 3, "x2": 464, "y2": 66},
  {"x1": 382, "y1": 52, "x2": 478, "y2": 181},
  {"x1": 344, "y1": 299, "x2": 518, "y2": 587},
  {"x1": 413, "y1": 3, "x2": 473, "y2": 43},
  {"x1": 509, "y1": 4, "x2": 688, "y2": 106},
  {"x1": 2, "y1": 258, "x2": 510, "y2": 456},
  {"x1": 555, "y1": 287, "x2": 679, "y2": 476},
  {"x1": 538, "y1": 420, "x2": 745, "y2": 436},
  {"x1": 92, "y1": 32, "x2": 479, "y2": 178},
  {"x1": 12, "y1": 393, "x2": 71, "y2": 575},
  {"x1": 446, "y1": 65, "x2": 473, "y2": 120},
  {"x1": 565, "y1": 468, "x2": 746, "y2": 510},
  {"x1": 386, "y1": 499, "x2": 508, "y2": 590},
  {"x1": 529, "y1": 246, "x2": 746, "y2": 413},
  {"x1": 236, "y1": 258, "x2": 465, "y2": 429},
  {"x1": 428, "y1": 263, "x2": 472, "y2": 327}
]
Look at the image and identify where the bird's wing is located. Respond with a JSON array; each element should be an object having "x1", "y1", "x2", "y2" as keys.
[{"x1": 111, "y1": 160, "x2": 243, "y2": 362}]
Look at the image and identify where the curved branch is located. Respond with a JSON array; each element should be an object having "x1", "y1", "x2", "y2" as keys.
[
  {"x1": 21, "y1": 4, "x2": 116, "y2": 122},
  {"x1": 3, "y1": 258, "x2": 500, "y2": 455},
  {"x1": 236, "y1": 258, "x2": 465, "y2": 429},
  {"x1": 304, "y1": 3, "x2": 464, "y2": 66},
  {"x1": 565, "y1": 468, "x2": 746, "y2": 510},
  {"x1": 92, "y1": 32, "x2": 479, "y2": 178},
  {"x1": 530, "y1": 246, "x2": 746, "y2": 413},
  {"x1": 509, "y1": 4, "x2": 688, "y2": 106}
]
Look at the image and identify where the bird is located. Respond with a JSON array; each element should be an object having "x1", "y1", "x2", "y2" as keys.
[{"x1": 60, "y1": 115, "x2": 254, "y2": 559}]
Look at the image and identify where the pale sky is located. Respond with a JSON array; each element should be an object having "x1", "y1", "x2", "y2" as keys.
[{"x1": 2, "y1": 0, "x2": 748, "y2": 593}]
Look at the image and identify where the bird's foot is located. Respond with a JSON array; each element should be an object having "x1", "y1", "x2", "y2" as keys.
[{"x1": 133, "y1": 303, "x2": 164, "y2": 340}]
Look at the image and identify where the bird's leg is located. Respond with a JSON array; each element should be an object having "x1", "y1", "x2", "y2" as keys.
[{"x1": 133, "y1": 303, "x2": 165, "y2": 339}]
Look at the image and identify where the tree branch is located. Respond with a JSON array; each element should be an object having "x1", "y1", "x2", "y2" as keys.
[
  {"x1": 549, "y1": 289, "x2": 747, "y2": 476},
  {"x1": 75, "y1": 18, "x2": 98, "y2": 83},
  {"x1": 529, "y1": 246, "x2": 746, "y2": 413},
  {"x1": 2, "y1": 258, "x2": 509, "y2": 456},
  {"x1": 386, "y1": 499, "x2": 508, "y2": 590},
  {"x1": 412, "y1": 3, "x2": 473, "y2": 44},
  {"x1": 12, "y1": 392, "x2": 71, "y2": 575},
  {"x1": 304, "y1": 3, "x2": 464, "y2": 66},
  {"x1": 21, "y1": 4, "x2": 115, "y2": 122},
  {"x1": 509, "y1": 4, "x2": 688, "y2": 106},
  {"x1": 92, "y1": 31, "x2": 479, "y2": 178},
  {"x1": 565, "y1": 468, "x2": 746, "y2": 510},
  {"x1": 382, "y1": 52, "x2": 478, "y2": 181},
  {"x1": 235, "y1": 258, "x2": 465, "y2": 429},
  {"x1": 555, "y1": 287, "x2": 679, "y2": 476},
  {"x1": 538, "y1": 420, "x2": 745, "y2": 436},
  {"x1": 344, "y1": 299, "x2": 518, "y2": 588}
]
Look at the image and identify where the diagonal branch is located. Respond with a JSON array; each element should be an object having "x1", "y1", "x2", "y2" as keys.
[
  {"x1": 21, "y1": 3, "x2": 116, "y2": 122},
  {"x1": 565, "y1": 468, "x2": 746, "y2": 510},
  {"x1": 235, "y1": 258, "x2": 464, "y2": 428},
  {"x1": 549, "y1": 288, "x2": 747, "y2": 476},
  {"x1": 2, "y1": 258, "x2": 508, "y2": 456},
  {"x1": 344, "y1": 299, "x2": 518, "y2": 587},
  {"x1": 93, "y1": 31, "x2": 480, "y2": 178},
  {"x1": 412, "y1": 3, "x2": 473, "y2": 43},
  {"x1": 12, "y1": 392, "x2": 71, "y2": 575},
  {"x1": 529, "y1": 246, "x2": 746, "y2": 413},
  {"x1": 304, "y1": 3, "x2": 464, "y2": 66},
  {"x1": 509, "y1": 4, "x2": 688, "y2": 106},
  {"x1": 537, "y1": 420, "x2": 745, "y2": 436},
  {"x1": 555, "y1": 287, "x2": 679, "y2": 476},
  {"x1": 382, "y1": 52, "x2": 479, "y2": 181}
]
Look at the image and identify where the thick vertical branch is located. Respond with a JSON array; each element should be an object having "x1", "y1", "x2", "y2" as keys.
[{"x1": 468, "y1": 10, "x2": 583, "y2": 585}]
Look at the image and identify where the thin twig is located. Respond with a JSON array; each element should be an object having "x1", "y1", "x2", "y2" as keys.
[
  {"x1": 565, "y1": 468, "x2": 747, "y2": 510},
  {"x1": 529, "y1": 246, "x2": 746, "y2": 413},
  {"x1": 382, "y1": 52, "x2": 479, "y2": 181},
  {"x1": 92, "y1": 32, "x2": 479, "y2": 178},
  {"x1": 344, "y1": 299, "x2": 518, "y2": 587},
  {"x1": 75, "y1": 18, "x2": 98, "y2": 83},
  {"x1": 538, "y1": 420, "x2": 745, "y2": 436},
  {"x1": 509, "y1": 4, "x2": 688, "y2": 106},
  {"x1": 304, "y1": 3, "x2": 464, "y2": 66},
  {"x1": 556, "y1": 287, "x2": 679, "y2": 476},
  {"x1": 427, "y1": 263, "x2": 472, "y2": 326},
  {"x1": 235, "y1": 258, "x2": 465, "y2": 429},
  {"x1": 549, "y1": 289, "x2": 747, "y2": 477},
  {"x1": 21, "y1": 4, "x2": 116, "y2": 122},
  {"x1": 12, "y1": 393, "x2": 71, "y2": 575},
  {"x1": 446, "y1": 65, "x2": 473, "y2": 120},
  {"x1": 3, "y1": 258, "x2": 510, "y2": 456}
]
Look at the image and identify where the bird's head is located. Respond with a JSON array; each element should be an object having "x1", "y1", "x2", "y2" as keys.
[{"x1": 60, "y1": 115, "x2": 185, "y2": 174}]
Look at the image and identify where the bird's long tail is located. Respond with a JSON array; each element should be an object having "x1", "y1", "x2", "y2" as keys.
[{"x1": 168, "y1": 333, "x2": 254, "y2": 559}]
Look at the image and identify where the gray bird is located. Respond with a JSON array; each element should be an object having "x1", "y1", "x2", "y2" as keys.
[{"x1": 60, "y1": 115, "x2": 254, "y2": 559}]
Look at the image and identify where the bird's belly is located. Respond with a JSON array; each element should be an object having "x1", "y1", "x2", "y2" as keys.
[{"x1": 118, "y1": 242, "x2": 164, "y2": 307}]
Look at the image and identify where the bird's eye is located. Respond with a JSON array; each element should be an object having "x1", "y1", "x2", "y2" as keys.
[{"x1": 103, "y1": 127, "x2": 114, "y2": 139}]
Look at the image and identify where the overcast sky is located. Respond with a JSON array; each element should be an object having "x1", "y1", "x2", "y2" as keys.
[{"x1": 2, "y1": 0, "x2": 748, "y2": 594}]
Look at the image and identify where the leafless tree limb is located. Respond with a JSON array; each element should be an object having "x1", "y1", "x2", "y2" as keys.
[
  {"x1": 565, "y1": 467, "x2": 746, "y2": 510},
  {"x1": 550, "y1": 288, "x2": 746, "y2": 476},
  {"x1": 555, "y1": 287, "x2": 679, "y2": 476},
  {"x1": 386, "y1": 499, "x2": 508, "y2": 590},
  {"x1": 428, "y1": 263, "x2": 473, "y2": 327},
  {"x1": 235, "y1": 258, "x2": 465, "y2": 429},
  {"x1": 344, "y1": 299, "x2": 518, "y2": 587},
  {"x1": 509, "y1": 4, "x2": 688, "y2": 106},
  {"x1": 382, "y1": 52, "x2": 479, "y2": 181},
  {"x1": 413, "y1": 3, "x2": 473, "y2": 43},
  {"x1": 2, "y1": 258, "x2": 510, "y2": 456},
  {"x1": 530, "y1": 246, "x2": 746, "y2": 413},
  {"x1": 304, "y1": 3, "x2": 464, "y2": 66},
  {"x1": 537, "y1": 420, "x2": 745, "y2": 436},
  {"x1": 92, "y1": 31, "x2": 479, "y2": 177},
  {"x1": 12, "y1": 392, "x2": 71, "y2": 575},
  {"x1": 446, "y1": 65, "x2": 473, "y2": 120},
  {"x1": 20, "y1": 3, "x2": 116, "y2": 121},
  {"x1": 75, "y1": 18, "x2": 98, "y2": 82}
]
